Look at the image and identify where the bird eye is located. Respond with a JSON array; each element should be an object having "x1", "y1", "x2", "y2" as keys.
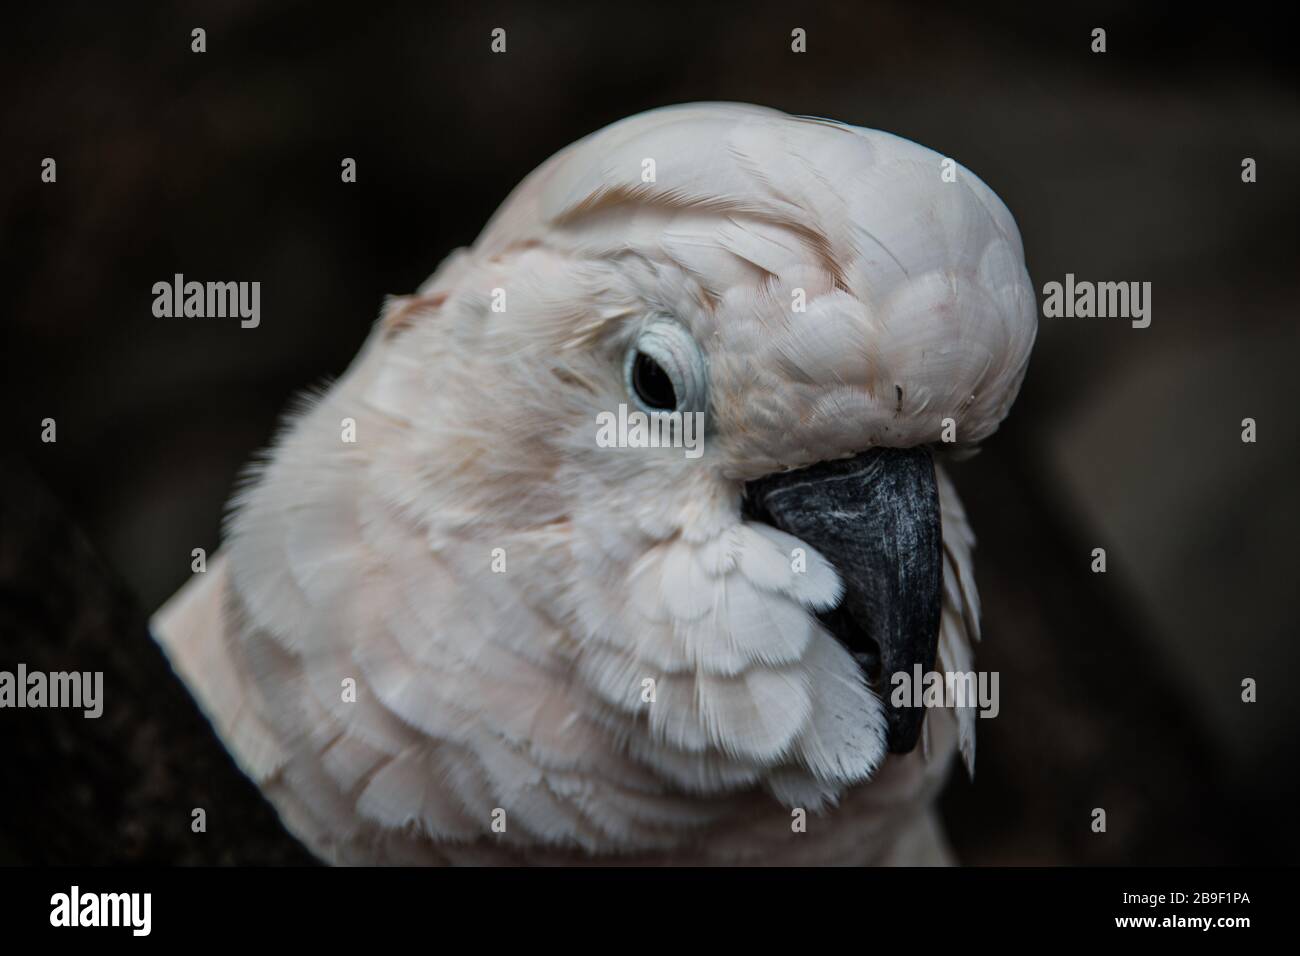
[
  {"x1": 631, "y1": 352, "x2": 676, "y2": 410},
  {"x1": 623, "y1": 319, "x2": 707, "y2": 416}
]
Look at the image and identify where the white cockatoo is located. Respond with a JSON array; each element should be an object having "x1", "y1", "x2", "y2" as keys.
[{"x1": 153, "y1": 103, "x2": 1036, "y2": 865}]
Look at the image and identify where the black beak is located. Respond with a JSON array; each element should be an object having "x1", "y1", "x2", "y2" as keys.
[{"x1": 742, "y1": 447, "x2": 943, "y2": 755}]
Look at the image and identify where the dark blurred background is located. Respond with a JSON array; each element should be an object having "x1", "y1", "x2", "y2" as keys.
[{"x1": 1, "y1": 1, "x2": 1296, "y2": 864}]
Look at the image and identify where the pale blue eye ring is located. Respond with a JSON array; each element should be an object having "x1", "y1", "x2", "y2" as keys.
[{"x1": 623, "y1": 319, "x2": 707, "y2": 415}]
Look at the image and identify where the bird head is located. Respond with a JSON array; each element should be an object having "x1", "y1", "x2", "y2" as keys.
[{"x1": 224, "y1": 103, "x2": 1036, "y2": 836}]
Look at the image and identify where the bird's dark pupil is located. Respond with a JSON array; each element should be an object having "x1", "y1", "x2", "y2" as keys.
[{"x1": 632, "y1": 352, "x2": 677, "y2": 410}]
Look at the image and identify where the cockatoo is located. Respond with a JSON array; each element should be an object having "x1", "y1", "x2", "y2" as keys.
[{"x1": 153, "y1": 103, "x2": 1036, "y2": 865}]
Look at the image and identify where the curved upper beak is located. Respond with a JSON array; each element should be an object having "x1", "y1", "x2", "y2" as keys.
[{"x1": 742, "y1": 446, "x2": 943, "y2": 754}]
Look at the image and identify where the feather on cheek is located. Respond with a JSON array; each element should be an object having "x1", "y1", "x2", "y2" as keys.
[{"x1": 566, "y1": 516, "x2": 887, "y2": 798}]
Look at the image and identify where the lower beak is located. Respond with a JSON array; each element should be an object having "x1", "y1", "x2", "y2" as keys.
[{"x1": 742, "y1": 446, "x2": 943, "y2": 754}]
